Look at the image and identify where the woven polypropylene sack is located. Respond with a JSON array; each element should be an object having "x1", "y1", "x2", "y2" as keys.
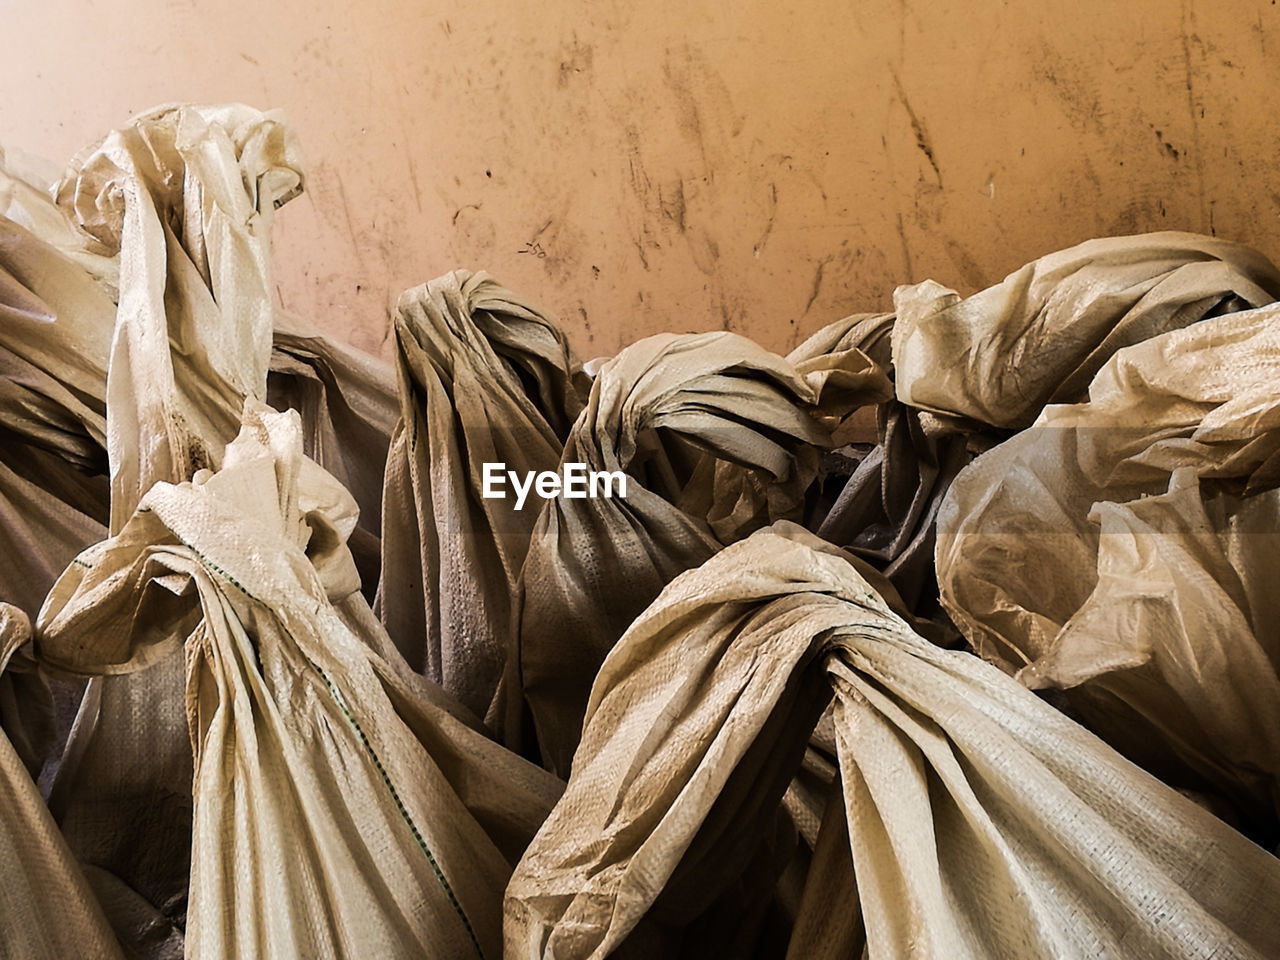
[
  {"x1": 936, "y1": 300, "x2": 1280, "y2": 841},
  {"x1": 39, "y1": 405, "x2": 562, "y2": 960},
  {"x1": 790, "y1": 313, "x2": 980, "y2": 643},
  {"x1": 377, "y1": 270, "x2": 588, "y2": 725},
  {"x1": 511, "y1": 331, "x2": 889, "y2": 774},
  {"x1": 269, "y1": 316, "x2": 398, "y2": 599},
  {"x1": 42, "y1": 103, "x2": 305, "y2": 955},
  {"x1": 0, "y1": 604, "x2": 123, "y2": 960},
  {"x1": 506, "y1": 523, "x2": 1280, "y2": 959},
  {"x1": 891, "y1": 231, "x2": 1280, "y2": 430}
]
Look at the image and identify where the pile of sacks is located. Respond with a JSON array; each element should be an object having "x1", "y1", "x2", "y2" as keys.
[{"x1": 2, "y1": 103, "x2": 1279, "y2": 959}]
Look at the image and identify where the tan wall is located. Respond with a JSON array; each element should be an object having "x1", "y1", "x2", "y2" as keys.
[{"x1": 3, "y1": 1, "x2": 1278, "y2": 359}]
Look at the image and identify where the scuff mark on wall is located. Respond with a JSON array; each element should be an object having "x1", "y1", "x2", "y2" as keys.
[
  {"x1": 406, "y1": 158, "x2": 425, "y2": 213},
  {"x1": 13, "y1": 0, "x2": 1277, "y2": 359},
  {"x1": 1032, "y1": 41, "x2": 1106, "y2": 134},
  {"x1": 896, "y1": 211, "x2": 914, "y2": 281},
  {"x1": 890, "y1": 68, "x2": 942, "y2": 186},
  {"x1": 943, "y1": 237, "x2": 985, "y2": 290},
  {"x1": 1179, "y1": 0, "x2": 1209, "y2": 233},
  {"x1": 659, "y1": 180, "x2": 687, "y2": 233},
  {"x1": 803, "y1": 256, "x2": 832, "y2": 315},
  {"x1": 686, "y1": 227, "x2": 720, "y2": 277},
  {"x1": 558, "y1": 39, "x2": 594, "y2": 87},
  {"x1": 452, "y1": 202, "x2": 482, "y2": 225},
  {"x1": 753, "y1": 182, "x2": 778, "y2": 258}
]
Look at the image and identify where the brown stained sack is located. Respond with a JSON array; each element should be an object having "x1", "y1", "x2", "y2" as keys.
[
  {"x1": 0, "y1": 604, "x2": 123, "y2": 960},
  {"x1": 39, "y1": 406, "x2": 560, "y2": 960},
  {"x1": 505, "y1": 523, "x2": 1280, "y2": 960},
  {"x1": 40, "y1": 103, "x2": 305, "y2": 958},
  {"x1": 511, "y1": 331, "x2": 889, "y2": 775},
  {"x1": 378, "y1": 271, "x2": 588, "y2": 725},
  {"x1": 936, "y1": 300, "x2": 1280, "y2": 841},
  {"x1": 892, "y1": 232, "x2": 1280, "y2": 431},
  {"x1": 269, "y1": 315, "x2": 398, "y2": 599}
]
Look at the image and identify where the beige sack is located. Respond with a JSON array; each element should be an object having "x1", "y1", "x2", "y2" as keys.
[
  {"x1": 377, "y1": 270, "x2": 588, "y2": 724},
  {"x1": 0, "y1": 179, "x2": 114, "y2": 611},
  {"x1": 790, "y1": 313, "x2": 982, "y2": 643},
  {"x1": 512, "y1": 331, "x2": 888, "y2": 774},
  {"x1": 937, "y1": 300, "x2": 1280, "y2": 838},
  {"x1": 41, "y1": 103, "x2": 305, "y2": 957},
  {"x1": 269, "y1": 315, "x2": 398, "y2": 597},
  {"x1": 0, "y1": 154, "x2": 114, "y2": 531},
  {"x1": 0, "y1": 452, "x2": 106, "y2": 624},
  {"x1": 0, "y1": 215, "x2": 114, "y2": 474},
  {"x1": 0, "y1": 604, "x2": 123, "y2": 960},
  {"x1": 39, "y1": 405, "x2": 560, "y2": 960},
  {"x1": 54, "y1": 103, "x2": 303, "y2": 531},
  {"x1": 0, "y1": 142, "x2": 119, "y2": 292},
  {"x1": 506, "y1": 523, "x2": 1280, "y2": 959},
  {"x1": 892, "y1": 232, "x2": 1280, "y2": 430}
]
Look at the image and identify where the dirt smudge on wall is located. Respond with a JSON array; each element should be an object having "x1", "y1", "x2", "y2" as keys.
[{"x1": 6, "y1": 1, "x2": 1277, "y2": 358}]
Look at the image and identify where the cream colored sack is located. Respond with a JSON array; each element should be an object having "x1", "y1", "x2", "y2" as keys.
[
  {"x1": 40, "y1": 405, "x2": 560, "y2": 960},
  {"x1": 0, "y1": 604, "x2": 123, "y2": 960},
  {"x1": 507, "y1": 523, "x2": 1280, "y2": 959},
  {"x1": 378, "y1": 270, "x2": 588, "y2": 725},
  {"x1": 0, "y1": 148, "x2": 116, "y2": 605},
  {"x1": 43, "y1": 102, "x2": 305, "y2": 956},
  {"x1": 0, "y1": 212, "x2": 113, "y2": 475},
  {"x1": 512, "y1": 331, "x2": 888, "y2": 774},
  {"x1": 269, "y1": 316, "x2": 398, "y2": 597},
  {"x1": 892, "y1": 231, "x2": 1280, "y2": 430},
  {"x1": 790, "y1": 313, "x2": 980, "y2": 643},
  {"x1": 936, "y1": 299, "x2": 1280, "y2": 840}
]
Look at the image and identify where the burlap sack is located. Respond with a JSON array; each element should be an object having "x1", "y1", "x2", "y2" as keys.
[
  {"x1": 506, "y1": 523, "x2": 1280, "y2": 959},
  {"x1": 936, "y1": 299, "x2": 1280, "y2": 840},
  {"x1": 39, "y1": 405, "x2": 561, "y2": 960},
  {"x1": 0, "y1": 604, "x2": 123, "y2": 960},
  {"x1": 378, "y1": 270, "x2": 588, "y2": 725},
  {"x1": 511, "y1": 331, "x2": 889, "y2": 774}
]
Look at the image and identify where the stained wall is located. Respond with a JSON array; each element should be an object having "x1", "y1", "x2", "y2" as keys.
[{"x1": 2, "y1": 1, "x2": 1276, "y2": 359}]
